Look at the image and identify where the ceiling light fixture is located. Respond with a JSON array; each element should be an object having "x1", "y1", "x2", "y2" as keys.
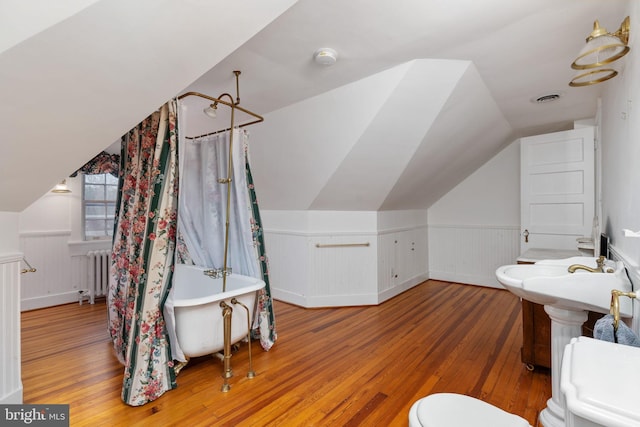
[
  {"x1": 313, "y1": 48, "x2": 338, "y2": 66},
  {"x1": 203, "y1": 102, "x2": 218, "y2": 118},
  {"x1": 569, "y1": 16, "x2": 630, "y2": 87},
  {"x1": 572, "y1": 17, "x2": 630, "y2": 70},
  {"x1": 51, "y1": 179, "x2": 71, "y2": 194}
]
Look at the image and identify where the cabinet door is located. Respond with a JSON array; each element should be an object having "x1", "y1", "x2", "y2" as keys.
[{"x1": 520, "y1": 127, "x2": 595, "y2": 253}]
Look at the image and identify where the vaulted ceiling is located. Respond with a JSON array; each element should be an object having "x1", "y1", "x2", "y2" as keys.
[{"x1": 0, "y1": 0, "x2": 631, "y2": 211}]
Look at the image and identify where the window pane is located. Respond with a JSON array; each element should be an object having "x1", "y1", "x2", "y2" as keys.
[
  {"x1": 106, "y1": 174, "x2": 119, "y2": 185},
  {"x1": 106, "y1": 203, "x2": 116, "y2": 218},
  {"x1": 85, "y1": 184, "x2": 105, "y2": 200},
  {"x1": 86, "y1": 203, "x2": 106, "y2": 219},
  {"x1": 86, "y1": 219, "x2": 105, "y2": 233},
  {"x1": 85, "y1": 174, "x2": 105, "y2": 184},
  {"x1": 106, "y1": 185, "x2": 118, "y2": 200}
]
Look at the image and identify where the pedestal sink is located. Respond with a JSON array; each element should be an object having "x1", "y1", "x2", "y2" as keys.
[{"x1": 496, "y1": 257, "x2": 633, "y2": 427}]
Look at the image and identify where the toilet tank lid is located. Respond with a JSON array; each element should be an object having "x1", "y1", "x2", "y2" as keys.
[{"x1": 561, "y1": 336, "x2": 640, "y2": 427}]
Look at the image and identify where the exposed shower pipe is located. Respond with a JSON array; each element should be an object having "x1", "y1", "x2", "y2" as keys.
[{"x1": 177, "y1": 71, "x2": 263, "y2": 293}]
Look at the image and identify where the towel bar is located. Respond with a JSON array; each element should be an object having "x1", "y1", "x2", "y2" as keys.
[{"x1": 315, "y1": 242, "x2": 370, "y2": 248}]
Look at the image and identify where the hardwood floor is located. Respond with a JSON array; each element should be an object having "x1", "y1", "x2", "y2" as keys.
[{"x1": 22, "y1": 280, "x2": 551, "y2": 426}]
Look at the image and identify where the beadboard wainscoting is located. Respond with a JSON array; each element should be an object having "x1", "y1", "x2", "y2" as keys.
[
  {"x1": 428, "y1": 224, "x2": 520, "y2": 288},
  {"x1": 19, "y1": 230, "x2": 111, "y2": 310},
  {"x1": 0, "y1": 253, "x2": 23, "y2": 403},
  {"x1": 265, "y1": 225, "x2": 428, "y2": 307}
]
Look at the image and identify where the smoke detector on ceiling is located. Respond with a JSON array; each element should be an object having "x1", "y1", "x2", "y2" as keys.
[{"x1": 314, "y1": 48, "x2": 338, "y2": 66}]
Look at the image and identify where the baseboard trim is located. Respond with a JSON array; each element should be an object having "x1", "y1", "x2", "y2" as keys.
[
  {"x1": 428, "y1": 270, "x2": 503, "y2": 289},
  {"x1": 21, "y1": 291, "x2": 81, "y2": 312},
  {"x1": 272, "y1": 276, "x2": 427, "y2": 308}
]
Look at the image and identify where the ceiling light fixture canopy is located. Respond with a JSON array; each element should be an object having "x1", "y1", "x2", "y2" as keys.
[{"x1": 569, "y1": 16, "x2": 630, "y2": 87}]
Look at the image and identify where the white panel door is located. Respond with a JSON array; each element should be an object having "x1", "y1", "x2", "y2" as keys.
[{"x1": 520, "y1": 127, "x2": 595, "y2": 253}]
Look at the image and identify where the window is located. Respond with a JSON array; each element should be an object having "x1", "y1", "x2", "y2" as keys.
[{"x1": 83, "y1": 173, "x2": 118, "y2": 240}]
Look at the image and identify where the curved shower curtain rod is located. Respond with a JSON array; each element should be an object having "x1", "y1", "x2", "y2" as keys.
[{"x1": 177, "y1": 71, "x2": 264, "y2": 139}]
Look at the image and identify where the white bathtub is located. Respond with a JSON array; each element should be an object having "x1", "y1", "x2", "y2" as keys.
[{"x1": 169, "y1": 264, "x2": 265, "y2": 358}]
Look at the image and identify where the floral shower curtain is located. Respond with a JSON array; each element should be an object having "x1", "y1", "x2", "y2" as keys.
[
  {"x1": 245, "y1": 145, "x2": 277, "y2": 349},
  {"x1": 70, "y1": 151, "x2": 120, "y2": 177},
  {"x1": 108, "y1": 101, "x2": 179, "y2": 406}
]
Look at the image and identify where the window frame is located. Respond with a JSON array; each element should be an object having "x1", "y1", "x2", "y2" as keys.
[{"x1": 82, "y1": 173, "x2": 118, "y2": 241}]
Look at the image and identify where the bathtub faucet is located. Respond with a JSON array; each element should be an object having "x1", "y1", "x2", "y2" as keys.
[{"x1": 203, "y1": 268, "x2": 233, "y2": 279}]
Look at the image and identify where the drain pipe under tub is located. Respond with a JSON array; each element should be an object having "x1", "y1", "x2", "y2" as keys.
[
  {"x1": 231, "y1": 298, "x2": 256, "y2": 378},
  {"x1": 220, "y1": 301, "x2": 233, "y2": 392}
]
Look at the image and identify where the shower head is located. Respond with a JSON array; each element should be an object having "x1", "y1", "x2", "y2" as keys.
[{"x1": 203, "y1": 103, "x2": 218, "y2": 118}]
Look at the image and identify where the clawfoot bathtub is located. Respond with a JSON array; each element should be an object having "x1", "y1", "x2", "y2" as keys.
[{"x1": 169, "y1": 263, "x2": 265, "y2": 358}]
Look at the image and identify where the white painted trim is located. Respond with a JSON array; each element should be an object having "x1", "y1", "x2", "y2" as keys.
[
  {"x1": 265, "y1": 226, "x2": 430, "y2": 237},
  {"x1": 21, "y1": 290, "x2": 81, "y2": 311},
  {"x1": 429, "y1": 270, "x2": 503, "y2": 289},
  {"x1": 264, "y1": 228, "x2": 379, "y2": 238},
  {"x1": 0, "y1": 253, "x2": 22, "y2": 264},
  {"x1": 67, "y1": 239, "x2": 111, "y2": 257},
  {"x1": 304, "y1": 292, "x2": 379, "y2": 308},
  {"x1": 270, "y1": 288, "x2": 308, "y2": 308},
  {"x1": 19, "y1": 229, "x2": 71, "y2": 237},
  {"x1": 378, "y1": 274, "x2": 428, "y2": 303},
  {"x1": 0, "y1": 385, "x2": 23, "y2": 404},
  {"x1": 273, "y1": 275, "x2": 428, "y2": 308},
  {"x1": 378, "y1": 225, "x2": 429, "y2": 235},
  {"x1": 428, "y1": 224, "x2": 520, "y2": 230}
]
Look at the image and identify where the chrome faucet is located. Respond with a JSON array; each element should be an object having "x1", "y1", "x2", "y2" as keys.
[{"x1": 568, "y1": 255, "x2": 608, "y2": 273}]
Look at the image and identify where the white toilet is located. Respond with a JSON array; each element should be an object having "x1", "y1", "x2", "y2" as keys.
[
  {"x1": 562, "y1": 336, "x2": 640, "y2": 426},
  {"x1": 408, "y1": 393, "x2": 531, "y2": 427}
]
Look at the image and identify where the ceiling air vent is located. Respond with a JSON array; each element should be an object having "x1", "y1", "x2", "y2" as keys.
[{"x1": 531, "y1": 92, "x2": 564, "y2": 104}]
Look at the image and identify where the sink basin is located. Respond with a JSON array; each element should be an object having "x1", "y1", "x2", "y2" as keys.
[
  {"x1": 497, "y1": 256, "x2": 635, "y2": 427},
  {"x1": 496, "y1": 258, "x2": 633, "y2": 315}
]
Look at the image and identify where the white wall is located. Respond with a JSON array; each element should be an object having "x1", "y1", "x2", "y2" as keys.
[
  {"x1": 18, "y1": 177, "x2": 110, "y2": 310},
  {"x1": 427, "y1": 142, "x2": 521, "y2": 287},
  {"x1": 601, "y1": 3, "x2": 640, "y2": 267}
]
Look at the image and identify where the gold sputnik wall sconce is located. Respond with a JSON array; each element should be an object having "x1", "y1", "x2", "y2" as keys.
[{"x1": 570, "y1": 16, "x2": 631, "y2": 87}]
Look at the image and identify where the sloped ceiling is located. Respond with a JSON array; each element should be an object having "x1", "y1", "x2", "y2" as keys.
[
  {"x1": 0, "y1": 0, "x2": 297, "y2": 212},
  {"x1": 182, "y1": 0, "x2": 631, "y2": 212},
  {"x1": 0, "y1": 0, "x2": 632, "y2": 213},
  {"x1": 246, "y1": 60, "x2": 510, "y2": 211}
]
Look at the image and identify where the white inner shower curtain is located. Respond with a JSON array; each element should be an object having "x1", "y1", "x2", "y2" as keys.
[{"x1": 177, "y1": 129, "x2": 260, "y2": 279}]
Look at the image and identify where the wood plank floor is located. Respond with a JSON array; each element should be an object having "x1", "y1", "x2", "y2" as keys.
[{"x1": 22, "y1": 280, "x2": 551, "y2": 426}]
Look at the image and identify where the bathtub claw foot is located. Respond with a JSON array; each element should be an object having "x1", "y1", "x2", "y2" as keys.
[{"x1": 174, "y1": 360, "x2": 189, "y2": 375}]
